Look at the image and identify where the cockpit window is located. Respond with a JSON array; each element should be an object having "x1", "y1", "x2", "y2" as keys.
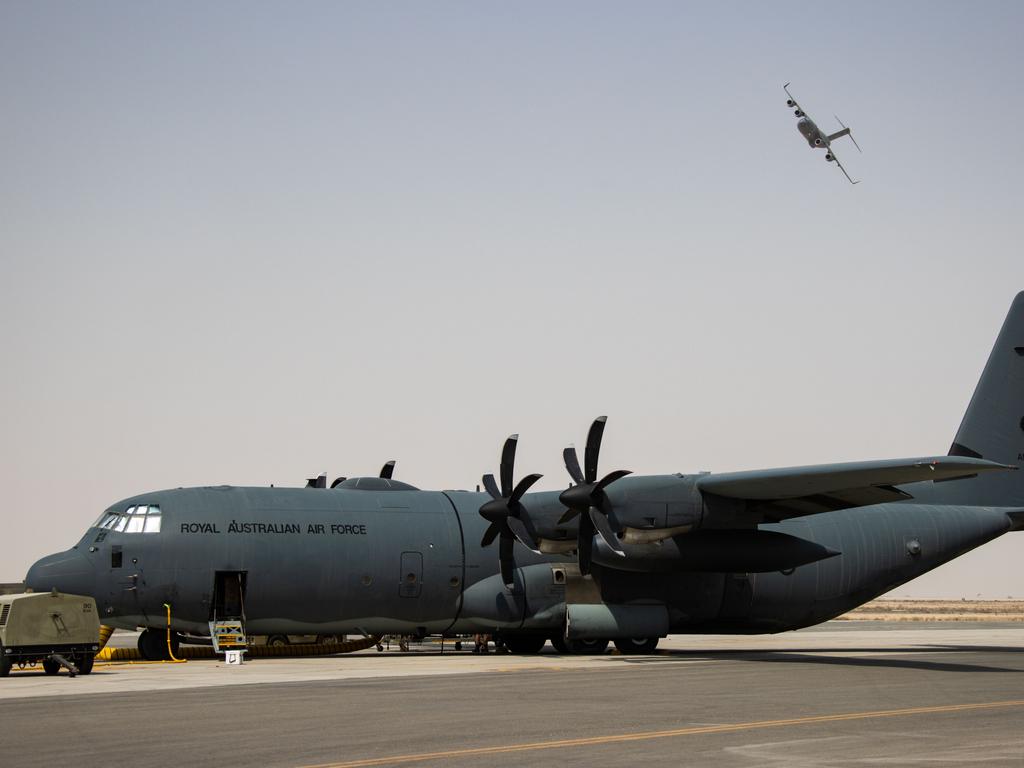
[{"x1": 92, "y1": 505, "x2": 161, "y2": 533}]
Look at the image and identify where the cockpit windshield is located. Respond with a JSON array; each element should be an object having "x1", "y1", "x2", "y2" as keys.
[{"x1": 92, "y1": 505, "x2": 162, "y2": 533}]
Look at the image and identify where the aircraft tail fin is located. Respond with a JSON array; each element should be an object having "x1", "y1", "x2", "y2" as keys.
[
  {"x1": 827, "y1": 116, "x2": 861, "y2": 152},
  {"x1": 940, "y1": 292, "x2": 1024, "y2": 507}
]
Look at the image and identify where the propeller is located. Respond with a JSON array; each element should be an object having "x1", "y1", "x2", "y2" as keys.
[
  {"x1": 479, "y1": 434, "x2": 542, "y2": 587},
  {"x1": 558, "y1": 416, "x2": 631, "y2": 574}
]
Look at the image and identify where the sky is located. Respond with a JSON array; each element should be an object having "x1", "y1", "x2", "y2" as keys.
[{"x1": 1, "y1": 1, "x2": 1022, "y2": 597}]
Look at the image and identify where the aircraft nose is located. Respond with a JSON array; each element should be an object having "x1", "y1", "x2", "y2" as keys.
[{"x1": 25, "y1": 548, "x2": 96, "y2": 598}]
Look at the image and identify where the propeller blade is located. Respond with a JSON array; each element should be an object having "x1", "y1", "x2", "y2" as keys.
[
  {"x1": 578, "y1": 511, "x2": 595, "y2": 576},
  {"x1": 379, "y1": 460, "x2": 396, "y2": 479},
  {"x1": 499, "y1": 534, "x2": 515, "y2": 587},
  {"x1": 507, "y1": 516, "x2": 540, "y2": 553},
  {"x1": 559, "y1": 507, "x2": 581, "y2": 525},
  {"x1": 499, "y1": 434, "x2": 518, "y2": 498},
  {"x1": 595, "y1": 469, "x2": 632, "y2": 492},
  {"x1": 563, "y1": 445, "x2": 585, "y2": 485},
  {"x1": 584, "y1": 416, "x2": 607, "y2": 483},
  {"x1": 481, "y1": 522, "x2": 501, "y2": 548},
  {"x1": 482, "y1": 473, "x2": 501, "y2": 500},
  {"x1": 509, "y1": 473, "x2": 542, "y2": 504},
  {"x1": 590, "y1": 507, "x2": 625, "y2": 556},
  {"x1": 330, "y1": 477, "x2": 347, "y2": 488}
]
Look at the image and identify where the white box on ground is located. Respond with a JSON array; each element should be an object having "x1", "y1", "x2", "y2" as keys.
[{"x1": 224, "y1": 650, "x2": 245, "y2": 665}]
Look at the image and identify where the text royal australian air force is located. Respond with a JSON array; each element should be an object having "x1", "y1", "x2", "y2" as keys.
[{"x1": 179, "y1": 521, "x2": 368, "y2": 536}]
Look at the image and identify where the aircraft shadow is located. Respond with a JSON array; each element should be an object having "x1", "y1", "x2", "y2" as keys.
[{"x1": 613, "y1": 647, "x2": 1023, "y2": 674}]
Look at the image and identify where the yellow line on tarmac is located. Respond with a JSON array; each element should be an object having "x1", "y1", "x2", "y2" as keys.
[{"x1": 302, "y1": 699, "x2": 1024, "y2": 768}]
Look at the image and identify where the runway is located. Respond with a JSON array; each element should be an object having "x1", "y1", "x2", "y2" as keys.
[{"x1": 2, "y1": 623, "x2": 1022, "y2": 767}]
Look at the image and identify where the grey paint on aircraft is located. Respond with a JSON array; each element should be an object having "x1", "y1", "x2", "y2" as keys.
[{"x1": 24, "y1": 293, "x2": 1024, "y2": 645}]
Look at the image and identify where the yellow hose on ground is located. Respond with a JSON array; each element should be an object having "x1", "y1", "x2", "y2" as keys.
[
  {"x1": 97, "y1": 624, "x2": 115, "y2": 652},
  {"x1": 95, "y1": 634, "x2": 381, "y2": 662}
]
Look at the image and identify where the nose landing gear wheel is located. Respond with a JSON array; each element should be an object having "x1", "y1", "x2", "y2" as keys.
[
  {"x1": 613, "y1": 637, "x2": 660, "y2": 654},
  {"x1": 138, "y1": 628, "x2": 180, "y2": 660}
]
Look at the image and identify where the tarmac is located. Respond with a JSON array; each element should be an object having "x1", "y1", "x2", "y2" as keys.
[{"x1": 2, "y1": 622, "x2": 1022, "y2": 767}]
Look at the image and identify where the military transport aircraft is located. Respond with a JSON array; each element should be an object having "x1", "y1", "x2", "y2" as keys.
[
  {"x1": 784, "y1": 82, "x2": 861, "y2": 184},
  {"x1": 24, "y1": 294, "x2": 1024, "y2": 658}
]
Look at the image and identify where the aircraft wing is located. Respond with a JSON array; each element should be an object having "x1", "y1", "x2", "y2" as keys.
[
  {"x1": 782, "y1": 82, "x2": 807, "y2": 118},
  {"x1": 829, "y1": 145, "x2": 859, "y2": 185},
  {"x1": 697, "y1": 456, "x2": 1016, "y2": 521}
]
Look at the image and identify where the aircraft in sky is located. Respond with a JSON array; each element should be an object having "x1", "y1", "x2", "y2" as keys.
[
  {"x1": 24, "y1": 293, "x2": 1024, "y2": 658},
  {"x1": 784, "y1": 82, "x2": 862, "y2": 184}
]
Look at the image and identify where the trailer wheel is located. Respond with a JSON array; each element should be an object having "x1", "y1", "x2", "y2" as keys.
[
  {"x1": 42, "y1": 658, "x2": 61, "y2": 675},
  {"x1": 0, "y1": 645, "x2": 11, "y2": 677},
  {"x1": 76, "y1": 652, "x2": 95, "y2": 675}
]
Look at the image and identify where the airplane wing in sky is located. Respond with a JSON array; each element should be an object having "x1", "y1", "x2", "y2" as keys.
[{"x1": 829, "y1": 145, "x2": 860, "y2": 185}]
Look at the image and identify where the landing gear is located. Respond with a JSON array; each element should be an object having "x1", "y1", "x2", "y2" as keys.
[
  {"x1": 42, "y1": 658, "x2": 61, "y2": 675},
  {"x1": 501, "y1": 634, "x2": 547, "y2": 655},
  {"x1": 137, "y1": 628, "x2": 179, "y2": 660},
  {"x1": 613, "y1": 637, "x2": 660, "y2": 654},
  {"x1": 0, "y1": 644, "x2": 10, "y2": 677},
  {"x1": 266, "y1": 634, "x2": 290, "y2": 647},
  {"x1": 567, "y1": 638, "x2": 610, "y2": 655},
  {"x1": 549, "y1": 634, "x2": 610, "y2": 654}
]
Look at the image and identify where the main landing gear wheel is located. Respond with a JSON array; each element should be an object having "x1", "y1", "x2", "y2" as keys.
[
  {"x1": 613, "y1": 637, "x2": 660, "y2": 654},
  {"x1": 501, "y1": 634, "x2": 547, "y2": 655},
  {"x1": 566, "y1": 638, "x2": 609, "y2": 655},
  {"x1": 550, "y1": 634, "x2": 569, "y2": 654},
  {"x1": 266, "y1": 634, "x2": 290, "y2": 647},
  {"x1": 42, "y1": 658, "x2": 61, "y2": 675}
]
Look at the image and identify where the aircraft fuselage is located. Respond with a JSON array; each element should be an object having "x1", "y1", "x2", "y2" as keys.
[
  {"x1": 26, "y1": 483, "x2": 1018, "y2": 639},
  {"x1": 797, "y1": 116, "x2": 828, "y2": 149}
]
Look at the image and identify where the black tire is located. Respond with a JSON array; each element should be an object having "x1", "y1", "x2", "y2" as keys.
[
  {"x1": 566, "y1": 638, "x2": 609, "y2": 655},
  {"x1": 266, "y1": 634, "x2": 290, "y2": 647},
  {"x1": 550, "y1": 634, "x2": 569, "y2": 654},
  {"x1": 502, "y1": 634, "x2": 547, "y2": 655},
  {"x1": 76, "y1": 653, "x2": 95, "y2": 675},
  {"x1": 138, "y1": 628, "x2": 177, "y2": 660},
  {"x1": 0, "y1": 645, "x2": 12, "y2": 677},
  {"x1": 613, "y1": 637, "x2": 660, "y2": 654},
  {"x1": 42, "y1": 658, "x2": 61, "y2": 675}
]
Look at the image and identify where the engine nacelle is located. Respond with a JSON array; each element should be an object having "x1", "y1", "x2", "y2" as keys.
[
  {"x1": 794, "y1": 109, "x2": 804, "y2": 117},
  {"x1": 825, "y1": 153, "x2": 834, "y2": 162},
  {"x1": 814, "y1": 138, "x2": 823, "y2": 146},
  {"x1": 603, "y1": 474, "x2": 704, "y2": 532},
  {"x1": 786, "y1": 99, "x2": 795, "y2": 107}
]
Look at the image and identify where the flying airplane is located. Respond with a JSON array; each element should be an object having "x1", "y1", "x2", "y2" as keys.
[
  {"x1": 784, "y1": 82, "x2": 862, "y2": 184},
  {"x1": 23, "y1": 293, "x2": 1024, "y2": 658}
]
